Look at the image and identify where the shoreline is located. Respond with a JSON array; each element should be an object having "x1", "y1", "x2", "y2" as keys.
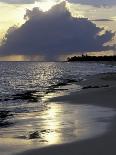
[
  {"x1": 16, "y1": 72, "x2": 116, "y2": 155},
  {"x1": 49, "y1": 72, "x2": 116, "y2": 108}
]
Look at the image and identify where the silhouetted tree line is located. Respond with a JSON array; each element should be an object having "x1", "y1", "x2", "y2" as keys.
[{"x1": 67, "y1": 54, "x2": 116, "y2": 61}]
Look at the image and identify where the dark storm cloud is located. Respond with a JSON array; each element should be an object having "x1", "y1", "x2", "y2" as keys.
[
  {"x1": 0, "y1": 2, "x2": 115, "y2": 60},
  {"x1": 0, "y1": 0, "x2": 37, "y2": 4},
  {"x1": 68, "y1": 0, "x2": 116, "y2": 7}
]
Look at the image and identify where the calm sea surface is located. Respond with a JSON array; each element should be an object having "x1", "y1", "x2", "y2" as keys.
[
  {"x1": 0, "y1": 62, "x2": 116, "y2": 106},
  {"x1": 0, "y1": 62, "x2": 116, "y2": 155}
]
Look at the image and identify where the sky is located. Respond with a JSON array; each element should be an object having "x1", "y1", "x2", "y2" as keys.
[{"x1": 0, "y1": 0, "x2": 115, "y2": 61}]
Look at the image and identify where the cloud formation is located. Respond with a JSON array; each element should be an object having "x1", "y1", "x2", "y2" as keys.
[
  {"x1": 68, "y1": 0, "x2": 116, "y2": 7},
  {"x1": 0, "y1": 2, "x2": 115, "y2": 60}
]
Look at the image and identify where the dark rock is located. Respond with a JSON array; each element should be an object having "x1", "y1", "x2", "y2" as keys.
[
  {"x1": 65, "y1": 79, "x2": 77, "y2": 83},
  {"x1": 83, "y1": 85, "x2": 109, "y2": 89},
  {"x1": 0, "y1": 90, "x2": 42, "y2": 102},
  {"x1": 39, "y1": 140, "x2": 48, "y2": 143},
  {"x1": 40, "y1": 129, "x2": 51, "y2": 133},
  {"x1": 12, "y1": 90, "x2": 41, "y2": 102},
  {"x1": 83, "y1": 86, "x2": 93, "y2": 89},
  {"x1": 102, "y1": 85, "x2": 109, "y2": 88},
  {"x1": 28, "y1": 131, "x2": 41, "y2": 139},
  {"x1": 0, "y1": 110, "x2": 14, "y2": 127}
]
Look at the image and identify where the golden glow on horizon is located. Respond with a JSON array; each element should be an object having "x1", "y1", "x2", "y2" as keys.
[
  {"x1": 0, "y1": 55, "x2": 26, "y2": 61},
  {"x1": 0, "y1": 55, "x2": 46, "y2": 61},
  {"x1": 87, "y1": 51, "x2": 114, "y2": 56}
]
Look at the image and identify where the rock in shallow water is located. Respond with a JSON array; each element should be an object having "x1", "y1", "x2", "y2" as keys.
[
  {"x1": 28, "y1": 131, "x2": 41, "y2": 139},
  {"x1": 0, "y1": 110, "x2": 14, "y2": 127}
]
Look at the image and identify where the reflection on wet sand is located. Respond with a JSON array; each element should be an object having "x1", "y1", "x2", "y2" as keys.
[
  {"x1": 42, "y1": 104, "x2": 62, "y2": 144},
  {"x1": 0, "y1": 102, "x2": 115, "y2": 155}
]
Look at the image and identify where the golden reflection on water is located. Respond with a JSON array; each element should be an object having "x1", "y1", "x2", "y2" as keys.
[
  {"x1": 41, "y1": 103, "x2": 62, "y2": 144},
  {"x1": 41, "y1": 92, "x2": 64, "y2": 102},
  {"x1": 0, "y1": 101, "x2": 115, "y2": 155},
  {"x1": 41, "y1": 87, "x2": 59, "y2": 102},
  {"x1": 0, "y1": 104, "x2": 63, "y2": 155}
]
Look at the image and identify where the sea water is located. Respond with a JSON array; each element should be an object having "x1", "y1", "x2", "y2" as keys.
[{"x1": 0, "y1": 62, "x2": 116, "y2": 155}]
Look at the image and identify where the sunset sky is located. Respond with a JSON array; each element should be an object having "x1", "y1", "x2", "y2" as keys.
[{"x1": 0, "y1": 0, "x2": 116, "y2": 61}]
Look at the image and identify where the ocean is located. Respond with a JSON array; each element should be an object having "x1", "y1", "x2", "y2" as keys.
[{"x1": 0, "y1": 62, "x2": 116, "y2": 155}]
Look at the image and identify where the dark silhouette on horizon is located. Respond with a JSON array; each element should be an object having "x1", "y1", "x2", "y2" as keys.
[{"x1": 67, "y1": 54, "x2": 116, "y2": 61}]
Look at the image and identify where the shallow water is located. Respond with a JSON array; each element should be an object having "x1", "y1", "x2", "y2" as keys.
[
  {"x1": 0, "y1": 102, "x2": 115, "y2": 155},
  {"x1": 0, "y1": 62, "x2": 116, "y2": 155},
  {"x1": 0, "y1": 62, "x2": 116, "y2": 113}
]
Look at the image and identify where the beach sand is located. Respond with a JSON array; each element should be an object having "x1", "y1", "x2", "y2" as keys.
[{"x1": 16, "y1": 72, "x2": 116, "y2": 155}]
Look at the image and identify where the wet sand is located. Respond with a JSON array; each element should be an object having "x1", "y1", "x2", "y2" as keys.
[
  {"x1": 16, "y1": 72, "x2": 116, "y2": 155},
  {"x1": 50, "y1": 72, "x2": 116, "y2": 108}
]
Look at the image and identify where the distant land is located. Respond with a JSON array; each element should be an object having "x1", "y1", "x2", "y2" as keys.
[{"x1": 67, "y1": 55, "x2": 116, "y2": 62}]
